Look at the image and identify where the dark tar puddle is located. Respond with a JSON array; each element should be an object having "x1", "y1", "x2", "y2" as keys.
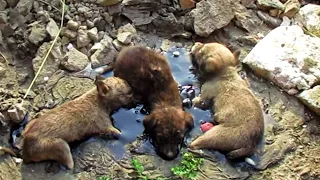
[{"x1": 100, "y1": 46, "x2": 212, "y2": 160}]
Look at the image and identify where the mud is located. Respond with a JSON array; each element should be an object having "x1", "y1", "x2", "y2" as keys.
[{"x1": 1, "y1": 39, "x2": 319, "y2": 180}]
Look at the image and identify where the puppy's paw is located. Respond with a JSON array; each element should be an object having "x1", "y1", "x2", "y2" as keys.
[{"x1": 192, "y1": 96, "x2": 202, "y2": 107}]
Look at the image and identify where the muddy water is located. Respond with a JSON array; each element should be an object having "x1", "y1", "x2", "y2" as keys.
[{"x1": 100, "y1": 47, "x2": 212, "y2": 160}]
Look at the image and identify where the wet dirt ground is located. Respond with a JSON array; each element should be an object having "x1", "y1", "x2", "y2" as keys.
[{"x1": 0, "y1": 38, "x2": 319, "y2": 180}]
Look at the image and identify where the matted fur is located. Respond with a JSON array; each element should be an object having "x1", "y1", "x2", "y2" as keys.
[
  {"x1": 189, "y1": 42, "x2": 264, "y2": 159},
  {"x1": 20, "y1": 76, "x2": 136, "y2": 169},
  {"x1": 113, "y1": 46, "x2": 194, "y2": 160}
]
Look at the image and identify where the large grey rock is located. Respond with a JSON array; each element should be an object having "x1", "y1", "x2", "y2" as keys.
[
  {"x1": 16, "y1": 0, "x2": 34, "y2": 16},
  {"x1": 191, "y1": 0, "x2": 235, "y2": 37},
  {"x1": 28, "y1": 23, "x2": 47, "y2": 45},
  {"x1": 32, "y1": 41, "x2": 63, "y2": 85},
  {"x1": 90, "y1": 35, "x2": 118, "y2": 68},
  {"x1": 297, "y1": 85, "x2": 320, "y2": 116},
  {"x1": 46, "y1": 18, "x2": 59, "y2": 40},
  {"x1": 241, "y1": 25, "x2": 320, "y2": 95},
  {"x1": 0, "y1": 0, "x2": 7, "y2": 11},
  {"x1": 293, "y1": 4, "x2": 320, "y2": 38},
  {"x1": 61, "y1": 47, "x2": 89, "y2": 72}
]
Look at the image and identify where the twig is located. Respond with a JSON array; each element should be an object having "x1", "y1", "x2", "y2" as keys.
[
  {"x1": 0, "y1": 51, "x2": 9, "y2": 66},
  {"x1": 23, "y1": 0, "x2": 66, "y2": 99},
  {"x1": 37, "y1": 0, "x2": 61, "y2": 13}
]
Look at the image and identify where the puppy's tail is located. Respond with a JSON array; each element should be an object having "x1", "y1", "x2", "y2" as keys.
[{"x1": 0, "y1": 146, "x2": 19, "y2": 157}]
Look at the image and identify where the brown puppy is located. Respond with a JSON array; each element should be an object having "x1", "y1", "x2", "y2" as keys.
[
  {"x1": 113, "y1": 46, "x2": 194, "y2": 160},
  {"x1": 4, "y1": 76, "x2": 136, "y2": 169},
  {"x1": 189, "y1": 42, "x2": 264, "y2": 160}
]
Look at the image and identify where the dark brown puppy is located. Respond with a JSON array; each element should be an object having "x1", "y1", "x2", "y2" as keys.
[
  {"x1": 1, "y1": 76, "x2": 136, "y2": 169},
  {"x1": 189, "y1": 42, "x2": 264, "y2": 160},
  {"x1": 113, "y1": 46, "x2": 194, "y2": 160}
]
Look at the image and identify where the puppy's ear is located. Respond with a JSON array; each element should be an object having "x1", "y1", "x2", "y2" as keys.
[
  {"x1": 191, "y1": 42, "x2": 204, "y2": 55},
  {"x1": 95, "y1": 75, "x2": 110, "y2": 97},
  {"x1": 232, "y1": 49, "x2": 241, "y2": 65},
  {"x1": 143, "y1": 114, "x2": 157, "y2": 134}
]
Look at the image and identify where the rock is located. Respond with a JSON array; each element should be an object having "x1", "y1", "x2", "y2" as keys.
[
  {"x1": 77, "y1": 5, "x2": 91, "y2": 14},
  {"x1": 257, "y1": 0, "x2": 285, "y2": 11},
  {"x1": 112, "y1": 39, "x2": 128, "y2": 51},
  {"x1": 61, "y1": 47, "x2": 89, "y2": 72},
  {"x1": 63, "y1": 29, "x2": 77, "y2": 39},
  {"x1": 0, "y1": 66, "x2": 5, "y2": 77},
  {"x1": 280, "y1": 0, "x2": 300, "y2": 18},
  {"x1": 116, "y1": 32, "x2": 132, "y2": 44},
  {"x1": 293, "y1": 4, "x2": 320, "y2": 38},
  {"x1": 0, "y1": 0, "x2": 7, "y2": 11},
  {"x1": 46, "y1": 18, "x2": 59, "y2": 40},
  {"x1": 97, "y1": 0, "x2": 122, "y2": 6},
  {"x1": 8, "y1": 9, "x2": 27, "y2": 30},
  {"x1": 152, "y1": 12, "x2": 186, "y2": 37},
  {"x1": 52, "y1": 76, "x2": 94, "y2": 105},
  {"x1": 233, "y1": 3, "x2": 264, "y2": 33},
  {"x1": 122, "y1": 6, "x2": 156, "y2": 26},
  {"x1": 256, "y1": 10, "x2": 282, "y2": 28},
  {"x1": 0, "y1": 11, "x2": 7, "y2": 24},
  {"x1": 0, "y1": 156, "x2": 22, "y2": 179},
  {"x1": 241, "y1": 25, "x2": 320, "y2": 94},
  {"x1": 32, "y1": 41, "x2": 63, "y2": 85},
  {"x1": 179, "y1": 0, "x2": 195, "y2": 9},
  {"x1": 67, "y1": 20, "x2": 80, "y2": 31},
  {"x1": 256, "y1": 134, "x2": 296, "y2": 170},
  {"x1": 297, "y1": 85, "x2": 320, "y2": 116},
  {"x1": 117, "y1": 23, "x2": 137, "y2": 35},
  {"x1": 77, "y1": 29, "x2": 91, "y2": 48},
  {"x1": 28, "y1": 23, "x2": 46, "y2": 45},
  {"x1": 6, "y1": 0, "x2": 19, "y2": 7},
  {"x1": 87, "y1": 27, "x2": 99, "y2": 42},
  {"x1": 7, "y1": 100, "x2": 31, "y2": 124},
  {"x1": 90, "y1": 35, "x2": 118, "y2": 68},
  {"x1": 16, "y1": 0, "x2": 34, "y2": 16},
  {"x1": 191, "y1": 0, "x2": 234, "y2": 37}
]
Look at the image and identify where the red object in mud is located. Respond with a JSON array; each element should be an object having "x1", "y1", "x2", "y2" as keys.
[{"x1": 200, "y1": 122, "x2": 214, "y2": 133}]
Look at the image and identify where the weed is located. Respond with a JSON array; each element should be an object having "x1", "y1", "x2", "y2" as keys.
[
  {"x1": 132, "y1": 157, "x2": 149, "y2": 180},
  {"x1": 171, "y1": 152, "x2": 204, "y2": 180},
  {"x1": 98, "y1": 176, "x2": 111, "y2": 180}
]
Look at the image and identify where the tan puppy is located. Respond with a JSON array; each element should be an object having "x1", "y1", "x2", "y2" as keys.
[
  {"x1": 189, "y1": 42, "x2": 264, "y2": 160},
  {"x1": 113, "y1": 46, "x2": 194, "y2": 160},
  {"x1": 1, "y1": 76, "x2": 137, "y2": 169}
]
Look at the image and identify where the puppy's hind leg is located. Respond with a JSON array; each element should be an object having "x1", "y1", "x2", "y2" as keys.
[
  {"x1": 23, "y1": 138, "x2": 74, "y2": 169},
  {"x1": 226, "y1": 147, "x2": 254, "y2": 159}
]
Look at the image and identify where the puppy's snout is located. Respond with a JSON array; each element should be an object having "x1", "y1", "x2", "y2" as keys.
[{"x1": 158, "y1": 145, "x2": 179, "y2": 161}]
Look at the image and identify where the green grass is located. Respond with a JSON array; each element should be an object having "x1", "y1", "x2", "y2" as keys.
[
  {"x1": 98, "y1": 176, "x2": 111, "y2": 180},
  {"x1": 170, "y1": 152, "x2": 204, "y2": 180}
]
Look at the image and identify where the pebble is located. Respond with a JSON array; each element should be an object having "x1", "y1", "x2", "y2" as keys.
[
  {"x1": 67, "y1": 20, "x2": 80, "y2": 31},
  {"x1": 173, "y1": 51, "x2": 180, "y2": 57},
  {"x1": 87, "y1": 27, "x2": 99, "y2": 42}
]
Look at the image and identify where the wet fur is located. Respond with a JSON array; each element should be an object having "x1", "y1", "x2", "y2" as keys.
[
  {"x1": 18, "y1": 76, "x2": 136, "y2": 169},
  {"x1": 113, "y1": 46, "x2": 194, "y2": 160},
  {"x1": 189, "y1": 42, "x2": 264, "y2": 159}
]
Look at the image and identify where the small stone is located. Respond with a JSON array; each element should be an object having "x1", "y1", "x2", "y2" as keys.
[
  {"x1": 87, "y1": 27, "x2": 99, "y2": 42},
  {"x1": 28, "y1": 23, "x2": 46, "y2": 45},
  {"x1": 297, "y1": 86, "x2": 320, "y2": 116},
  {"x1": 173, "y1": 51, "x2": 180, "y2": 57},
  {"x1": 46, "y1": 18, "x2": 59, "y2": 40},
  {"x1": 117, "y1": 23, "x2": 137, "y2": 35},
  {"x1": 0, "y1": 66, "x2": 6, "y2": 77},
  {"x1": 77, "y1": 29, "x2": 91, "y2": 48},
  {"x1": 0, "y1": 0, "x2": 7, "y2": 11},
  {"x1": 257, "y1": 0, "x2": 285, "y2": 11},
  {"x1": 91, "y1": 35, "x2": 118, "y2": 68},
  {"x1": 112, "y1": 39, "x2": 127, "y2": 51},
  {"x1": 179, "y1": 0, "x2": 195, "y2": 10},
  {"x1": 61, "y1": 47, "x2": 89, "y2": 72},
  {"x1": 102, "y1": 12, "x2": 113, "y2": 23},
  {"x1": 16, "y1": 0, "x2": 34, "y2": 16},
  {"x1": 86, "y1": 20, "x2": 94, "y2": 29},
  {"x1": 63, "y1": 29, "x2": 77, "y2": 39},
  {"x1": 97, "y1": 0, "x2": 121, "y2": 6},
  {"x1": 77, "y1": 6, "x2": 91, "y2": 14},
  {"x1": 67, "y1": 20, "x2": 80, "y2": 31},
  {"x1": 281, "y1": 0, "x2": 300, "y2": 18},
  {"x1": 0, "y1": 11, "x2": 7, "y2": 24},
  {"x1": 43, "y1": 76, "x2": 49, "y2": 81},
  {"x1": 116, "y1": 32, "x2": 132, "y2": 45}
]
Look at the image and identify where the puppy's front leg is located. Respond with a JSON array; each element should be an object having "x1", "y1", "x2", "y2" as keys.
[{"x1": 192, "y1": 95, "x2": 211, "y2": 110}]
